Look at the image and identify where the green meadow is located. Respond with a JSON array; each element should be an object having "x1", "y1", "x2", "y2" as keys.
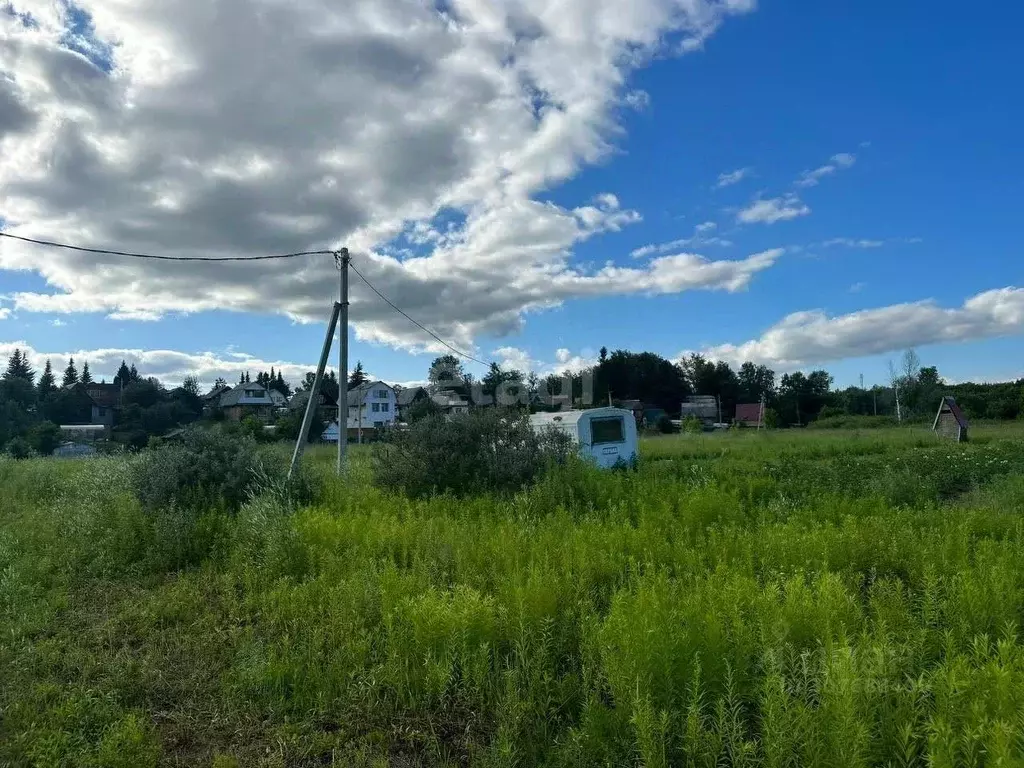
[{"x1": 4, "y1": 425, "x2": 1024, "y2": 766}]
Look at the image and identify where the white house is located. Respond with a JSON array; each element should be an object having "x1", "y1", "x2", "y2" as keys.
[
  {"x1": 529, "y1": 407, "x2": 638, "y2": 469},
  {"x1": 267, "y1": 388, "x2": 288, "y2": 408},
  {"x1": 347, "y1": 381, "x2": 398, "y2": 430}
]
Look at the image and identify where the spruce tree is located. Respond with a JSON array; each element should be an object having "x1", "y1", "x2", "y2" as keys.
[
  {"x1": 37, "y1": 359, "x2": 56, "y2": 398},
  {"x1": 62, "y1": 357, "x2": 79, "y2": 387},
  {"x1": 275, "y1": 371, "x2": 290, "y2": 397},
  {"x1": 114, "y1": 360, "x2": 131, "y2": 387},
  {"x1": 80, "y1": 361, "x2": 94, "y2": 386},
  {"x1": 348, "y1": 361, "x2": 368, "y2": 389},
  {"x1": 3, "y1": 349, "x2": 34, "y2": 383},
  {"x1": 129, "y1": 364, "x2": 139, "y2": 382},
  {"x1": 3, "y1": 349, "x2": 22, "y2": 380}
]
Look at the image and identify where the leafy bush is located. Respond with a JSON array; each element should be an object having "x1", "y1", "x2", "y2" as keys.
[
  {"x1": 131, "y1": 427, "x2": 307, "y2": 513},
  {"x1": 681, "y1": 415, "x2": 704, "y2": 434},
  {"x1": 373, "y1": 408, "x2": 574, "y2": 497},
  {"x1": 5, "y1": 436, "x2": 32, "y2": 459},
  {"x1": 657, "y1": 414, "x2": 677, "y2": 434},
  {"x1": 28, "y1": 421, "x2": 61, "y2": 456}
]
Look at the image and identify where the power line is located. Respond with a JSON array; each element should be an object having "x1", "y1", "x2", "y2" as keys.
[
  {"x1": 348, "y1": 258, "x2": 490, "y2": 368},
  {"x1": 2, "y1": 228, "x2": 489, "y2": 368},
  {"x1": 0, "y1": 231, "x2": 334, "y2": 262}
]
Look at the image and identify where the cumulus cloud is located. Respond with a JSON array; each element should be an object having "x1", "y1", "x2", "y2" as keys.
[
  {"x1": 693, "y1": 287, "x2": 1024, "y2": 369},
  {"x1": 0, "y1": 307, "x2": 11, "y2": 320},
  {"x1": 715, "y1": 167, "x2": 751, "y2": 188},
  {"x1": 795, "y1": 152, "x2": 857, "y2": 188},
  {"x1": 494, "y1": 345, "x2": 596, "y2": 375},
  {"x1": 737, "y1": 195, "x2": 810, "y2": 225},
  {"x1": 0, "y1": 0, "x2": 759, "y2": 350}
]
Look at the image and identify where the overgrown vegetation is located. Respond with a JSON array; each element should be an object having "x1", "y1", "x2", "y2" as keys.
[
  {"x1": 131, "y1": 427, "x2": 313, "y2": 513},
  {"x1": 3, "y1": 425, "x2": 1024, "y2": 765},
  {"x1": 373, "y1": 409, "x2": 575, "y2": 497}
]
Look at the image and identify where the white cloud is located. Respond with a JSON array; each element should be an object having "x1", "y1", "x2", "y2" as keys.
[
  {"x1": 692, "y1": 287, "x2": 1024, "y2": 369},
  {"x1": 0, "y1": 0, "x2": 759, "y2": 349},
  {"x1": 623, "y1": 89, "x2": 650, "y2": 111},
  {"x1": 849, "y1": 282, "x2": 866, "y2": 294},
  {"x1": 0, "y1": 307, "x2": 10, "y2": 320},
  {"x1": 715, "y1": 167, "x2": 751, "y2": 188},
  {"x1": 820, "y1": 237, "x2": 922, "y2": 249},
  {"x1": 822, "y1": 238, "x2": 884, "y2": 249},
  {"x1": 0, "y1": 340, "x2": 320, "y2": 387},
  {"x1": 737, "y1": 195, "x2": 810, "y2": 225},
  {"x1": 630, "y1": 221, "x2": 731, "y2": 258},
  {"x1": 795, "y1": 152, "x2": 857, "y2": 188},
  {"x1": 493, "y1": 345, "x2": 594, "y2": 375}
]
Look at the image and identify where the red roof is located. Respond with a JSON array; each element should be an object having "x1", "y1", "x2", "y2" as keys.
[{"x1": 735, "y1": 403, "x2": 762, "y2": 423}]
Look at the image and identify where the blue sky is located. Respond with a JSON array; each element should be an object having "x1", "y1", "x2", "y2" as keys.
[{"x1": 1, "y1": 0, "x2": 1022, "y2": 387}]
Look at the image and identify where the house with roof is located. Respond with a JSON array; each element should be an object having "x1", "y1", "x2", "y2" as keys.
[
  {"x1": 735, "y1": 403, "x2": 764, "y2": 428},
  {"x1": 202, "y1": 383, "x2": 232, "y2": 416},
  {"x1": 61, "y1": 382, "x2": 119, "y2": 432},
  {"x1": 288, "y1": 389, "x2": 339, "y2": 422},
  {"x1": 347, "y1": 381, "x2": 398, "y2": 431},
  {"x1": 681, "y1": 395, "x2": 720, "y2": 428},
  {"x1": 396, "y1": 386, "x2": 430, "y2": 419},
  {"x1": 267, "y1": 388, "x2": 288, "y2": 408},
  {"x1": 218, "y1": 383, "x2": 276, "y2": 422},
  {"x1": 432, "y1": 389, "x2": 471, "y2": 417}
]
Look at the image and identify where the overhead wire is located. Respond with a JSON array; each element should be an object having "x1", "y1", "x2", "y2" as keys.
[
  {"x1": 348, "y1": 258, "x2": 490, "y2": 368},
  {"x1": 0, "y1": 231, "x2": 334, "y2": 261},
  {"x1": 1, "y1": 228, "x2": 489, "y2": 368}
]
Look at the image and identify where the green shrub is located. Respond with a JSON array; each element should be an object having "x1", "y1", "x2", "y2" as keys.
[
  {"x1": 131, "y1": 427, "x2": 302, "y2": 513},
  {"x1": 681, "y1": 415, "x2": 704, "y2": 434},
  {"x1": 373, "y1": 408, "x2": 574, "y2": 498},
  {"x1": 657, "y1": 414, "x2": 677, "y2": 434},
  {"x1": 28, "y1": 421, "x2": 62, "y2": 456},
  {"x1": 5, "y1": 436, "x2": 31, "y2": 459}
]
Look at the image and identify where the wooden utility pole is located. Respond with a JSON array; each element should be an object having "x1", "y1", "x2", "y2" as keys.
[
  {"x1": 337, "y1": 249, "x2": 349, "y2": 476},
  {"x1": 290, "y1": 300, "x2": 341, "y2": 479},
  {"x1": 289, "y1": 249, "x2": 349, "y2": 480}
]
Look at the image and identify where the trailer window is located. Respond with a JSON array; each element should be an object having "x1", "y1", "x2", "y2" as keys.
[{"x1": 591, "y1": 417, "x2": 625, "y2": 445}]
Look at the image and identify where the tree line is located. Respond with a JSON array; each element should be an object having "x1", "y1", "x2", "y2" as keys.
[
  {"x1": 417, "y1": 348, "x2": 1023, "y2": 427},
  {"x1": 3, "y1": 343, "x2": 1023, "y2": 456},
  {"x1": 0, "y1": 349, "x2": 383, "y2": 455}
]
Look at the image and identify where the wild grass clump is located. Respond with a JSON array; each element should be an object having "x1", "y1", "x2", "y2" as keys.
[{"x1": 373, "y1": 408, "x2": 575, "y2": 498}]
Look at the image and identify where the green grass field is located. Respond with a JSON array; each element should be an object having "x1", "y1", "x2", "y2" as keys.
[{"x1": 4, "y1": 425, "x2": 1024, "y2": 766}]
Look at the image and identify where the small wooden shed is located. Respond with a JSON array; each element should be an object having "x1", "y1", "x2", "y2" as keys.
[{"x1": 933, "y1": 396, "x2": 969, "y2": 442}]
